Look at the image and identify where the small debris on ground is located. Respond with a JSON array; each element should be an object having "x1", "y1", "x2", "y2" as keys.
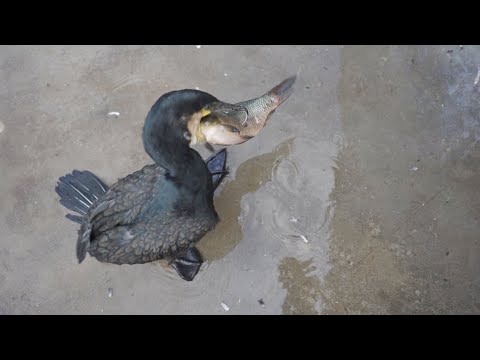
[
  {"x1": 258, "y1": 299, "x2": 265, "y2": 307},
  {"x1": 108, "y1": 112, "x2": 120, "y2": 116},
  {"x1": 474, "y1": 66, "x2": 480, "y2": 86},
  {"x1": 300, "y1": 235, "x2": 309, "y2": 243},
  {"x1": 0, "y1": 121, "x2": 4, "y2": 134},
  {"x1": 224, "y1": 73, "x2": 228, "y2": 77},
  {"x1": 410, "y1": 166, "x2": 418, "y2": 171},
  {"x1": 221, "y1": 302, "x2": 230, "y2": 311},
  {"x1": 108, "y1": 288, "x2": 113, "y2": 298},
  {"x1": 195, "y1": 45, "x2": 202, "y2": 49},
  {"x1": 289, "y1": 217, "x2": 299, "y2": 223}
]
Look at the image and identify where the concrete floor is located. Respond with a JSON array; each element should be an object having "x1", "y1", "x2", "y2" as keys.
[{"x1": 0, "y1": 45, "x2": 479, "y2": 314}]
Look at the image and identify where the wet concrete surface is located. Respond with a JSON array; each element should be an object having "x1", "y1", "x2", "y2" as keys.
[{"x1": 0, "y1": 45, "x2": 479, "y2": 314}]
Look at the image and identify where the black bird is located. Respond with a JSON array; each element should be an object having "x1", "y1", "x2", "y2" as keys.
[
  {"x1": 55, "y1": 90, "x2": 229, "y2": 281},
  {"x1": 55, "y1": 77, "x2": 295, "y2": 281}
]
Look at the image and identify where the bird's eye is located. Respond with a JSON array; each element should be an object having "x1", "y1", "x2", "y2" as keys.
[{"x1": 183, "y1": 131, "x2": 191, "y2": 140}]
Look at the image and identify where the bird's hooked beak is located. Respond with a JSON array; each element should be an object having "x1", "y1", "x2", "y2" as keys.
[{"x1": 201, "y1": 108, "x2": 212, "y2": 117}]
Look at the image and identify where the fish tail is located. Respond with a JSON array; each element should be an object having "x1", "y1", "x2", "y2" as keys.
[{"x1": 266, "y1": 75, "x2": 297, "y2": 105}]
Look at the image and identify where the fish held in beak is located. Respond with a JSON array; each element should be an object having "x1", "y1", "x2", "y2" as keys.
[{"x1": 197, "y1": 75, "x2": 296, "y2": 146}]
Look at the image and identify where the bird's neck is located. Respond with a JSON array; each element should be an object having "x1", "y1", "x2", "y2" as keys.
[
  {"x1": 141, "y1": 90, "x2": 219, "y2": 193},
  {"x1": 142, "y1": 114, "x2": 190, "y2": 178}
]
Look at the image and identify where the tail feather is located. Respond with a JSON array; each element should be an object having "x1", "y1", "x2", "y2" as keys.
[
  {"x1": 66, "y1": 214, "x2": 84, "y2": 224},
  {"x1": 55, "y1": 170, "x2": 109, "y2": 223}
]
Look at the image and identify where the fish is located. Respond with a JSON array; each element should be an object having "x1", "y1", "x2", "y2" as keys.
[{"x1": 194, "y1": 75, "x2": 296, "y2": 146}]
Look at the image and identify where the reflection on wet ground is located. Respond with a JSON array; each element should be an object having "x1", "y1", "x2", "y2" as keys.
[{"x1": 198, "y1": 139, "x2": 294, "y2": 261}]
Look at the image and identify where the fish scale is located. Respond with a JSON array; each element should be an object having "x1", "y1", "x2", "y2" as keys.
[{"x1": 198, "y1": 76, "x2": 297, "y2": 146}]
